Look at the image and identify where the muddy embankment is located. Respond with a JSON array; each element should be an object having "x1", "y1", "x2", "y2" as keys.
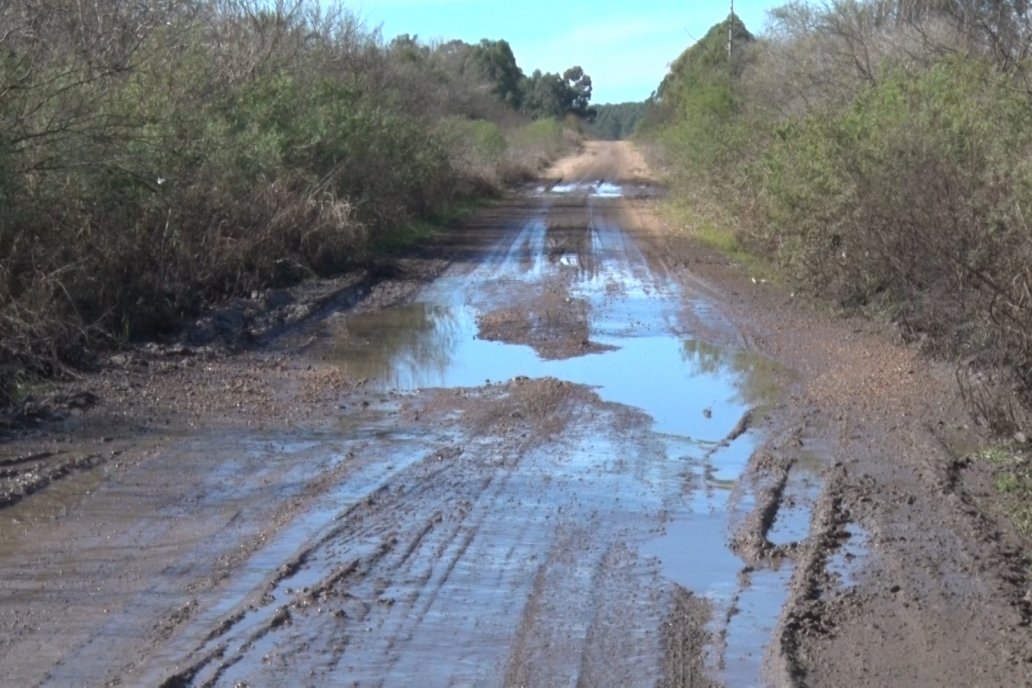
[{"x1": 0, "y1": 141, "x2": 1030, "y2": 687}]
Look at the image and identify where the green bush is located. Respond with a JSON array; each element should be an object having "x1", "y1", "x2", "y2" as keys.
[
  {"x1": 0, "y1": 1, "x2": 591, "y2": 407},
  {"x1": 503, "y1": 118, "x2": 577, "y2": 181},
  {"x1": 752, "y1": 62, "x2": 1032, "y2": 328},
  {"x1": 642, "y1": 7, "x2": 1032, "y2": 418},
  {"x1": 436, "y1": 117, "x2": 511, "y2": 192}
]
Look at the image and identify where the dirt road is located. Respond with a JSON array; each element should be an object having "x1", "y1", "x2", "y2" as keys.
[{"x1": 1, "y1": 141, "x2": 1029, "y2": 686}]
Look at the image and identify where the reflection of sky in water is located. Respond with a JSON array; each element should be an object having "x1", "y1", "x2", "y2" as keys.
[
  {"x1": 327, "y1": 211, "x2": 799, "y2": 687},
  {"x1": 330, "y1": 284, "x2": 761, "y2": 441},
  {"x1": 329, "y1": 213, "x2": 776, "y2": 441},
  {"x1": 546, "y1": 181, "x2": 624, "y2": 197},
  {"x1": 827, "y1": 522, "x2": 870, "y2": 587}
]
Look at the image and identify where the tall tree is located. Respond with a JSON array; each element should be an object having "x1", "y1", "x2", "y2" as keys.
[
  {"x1": 563, "y1": 66, "x2": 594, "y2": 118},
  {"x1": 465, "y1": 39, "x2": 524, "y2": 108},
  {"x1": 521, "y1": 66, "x2": 596, "y2": 119}
]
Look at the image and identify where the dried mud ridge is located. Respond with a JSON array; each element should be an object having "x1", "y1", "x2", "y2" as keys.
[
  {"x1": 0, "y1": 449, "x2": 107, "y2": 509},
  {"x1": 1, "y1": 141, "x2": 1031, "y2": 686},
  {"x1": 0, "y1": 257, "x2": 444, "y2": 505}
]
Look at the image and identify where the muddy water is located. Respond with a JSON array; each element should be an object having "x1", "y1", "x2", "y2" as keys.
[
  {"x1": 0, "y1": 183, "x2": 815, "y2": 687},
  {"x1": 314, "y1": 183, "x2": 799, "y2": 685}
]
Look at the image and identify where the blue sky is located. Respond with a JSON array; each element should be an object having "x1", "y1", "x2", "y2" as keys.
[{"x1": 351, "y1": 1, "x2": 784, "y2": 104}]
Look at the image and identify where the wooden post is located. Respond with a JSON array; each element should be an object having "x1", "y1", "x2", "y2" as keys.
[{"x1": 728, "y1": 0, "x2": 734, "y2": 61}]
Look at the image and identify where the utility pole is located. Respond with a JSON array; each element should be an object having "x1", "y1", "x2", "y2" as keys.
[{"x1": 728, "y1": 0, "x2": 734, "y2": 61}]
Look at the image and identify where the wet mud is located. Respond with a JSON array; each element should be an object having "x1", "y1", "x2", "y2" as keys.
[{"x1": 1, "y1": 141, "x2": 1031, "y2": 687}]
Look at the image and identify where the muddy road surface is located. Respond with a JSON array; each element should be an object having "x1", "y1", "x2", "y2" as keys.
[{"x1": 1, "y1": 142, "x2": 1030, "y2": 686}]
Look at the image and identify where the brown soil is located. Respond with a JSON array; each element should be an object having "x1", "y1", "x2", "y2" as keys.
[
  {"x1": 612, "y1": 141, "x2": 1032, "y2": 684},
  {"x1": 0, "y1": 140, "x2": 1029, "y2": 686}
]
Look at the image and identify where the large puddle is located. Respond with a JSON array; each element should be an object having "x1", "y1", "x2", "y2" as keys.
[{"x1": 323, "y1": 191, "x2": 800, "y2": 684}]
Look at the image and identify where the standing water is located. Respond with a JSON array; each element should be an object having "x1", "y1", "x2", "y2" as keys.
[{"x1": 322, "y1": 182, "x2": 800, "y2": 685}]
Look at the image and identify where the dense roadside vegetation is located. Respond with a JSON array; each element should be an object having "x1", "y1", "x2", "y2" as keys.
[
  {"x1": 640, "y1": 1, "x2": 1032, "y2": 435},
  {"x1": 0, "y1": 1, "x2": 592, "y2": 407},
  {"x1": 590, "y1": 102, "x2": 647, "y2": 140}
]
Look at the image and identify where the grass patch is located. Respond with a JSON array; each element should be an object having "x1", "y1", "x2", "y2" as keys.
[
  {"x1": 372, "y1": 220, "x2": 441, "y2": 256},
  {"x1": 371, "y1": 199, "x2": 487, "y2": 256},
  {"x1": 658, "y1": 196, "x2": 773, "y2": 281},
  {"x1": 980, "y1": 444, "x2": 1032, "y2": 536}
]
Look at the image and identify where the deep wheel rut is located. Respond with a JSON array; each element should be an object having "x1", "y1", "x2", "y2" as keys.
[{"x1": 4, "y1": 142, "x2": 1029, "y2": 687}]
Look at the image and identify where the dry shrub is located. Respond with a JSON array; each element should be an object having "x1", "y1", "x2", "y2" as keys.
[
  {"x1": 500, "y1": 117, "x2": 580, "y2": 182},
  {"x1": 987, "y1": 265, "x2": 1032, "y2": 407},
  {"x1": 956, "y1": 365, "x2": 1030, "y2": 435},
  {"x1": 179, "y1": 172, "x2": 367, "y2": 286},
  {"x1": 642, "y1": 2, "x2": 1032, "y2": 420},
  {"x1": 0, "y1": 264, "x2": 93, "y2": 406},
  {"x1": 0, "y1": 0, "x2": 587, "y2": 407}
]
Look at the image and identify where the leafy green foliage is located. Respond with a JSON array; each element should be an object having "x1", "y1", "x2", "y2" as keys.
[
  {"x1": 521, "y1": 67, "x2": 595, "y2": 120},
  {"x1": 981, "y1": 444, "x2": 1032, "y2": 535},
  {"x1": 466, "y1": 39, "x2": 525, "y2": 109},
  {"x1": 753, "y1": 63, "x2": 1032, "y2": 304},
  {"x1": 590, "y1": 102, "x2": 647, "y2": 140},
  {"x1": 640, "y1": 15, "x2": 753, "y2": 132},
  {"x1": 641, "y1": 4, "x2": 1032, "y2": 422},
  {"x1": 0, "y1": 1, "x2": 586, "y2": 405},
  {"x1": 638, "y1": 14, "x2": 755, "y2": 190}
]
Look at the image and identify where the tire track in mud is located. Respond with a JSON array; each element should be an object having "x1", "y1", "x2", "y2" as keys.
[
  {"x1": 769, "y1": 422, "x2": 1032, "y2": 686},
  {"x1": 6, "y1": 141, "x2": 1031, "y2": 687},
  {"x1": 151, "y1": 182, "x2": 796, "y2": 686},
  {"x1": 152, "y1": 390, "x2": 528, "y2": 681},
  {"x1": 156, "y1": 440, "x2": 486, "y2": 685},
  {"x1": 1, "y1": 144, "x2": 830, "y2": 687}
]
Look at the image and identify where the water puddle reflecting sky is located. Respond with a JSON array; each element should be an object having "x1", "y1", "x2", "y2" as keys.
[
  {"x1": 329, "y1": 211, "x2": 774, "y2": 440},
  {"x1": 536, "y1": 181, "x2": 660, "y2": 199},
  {"x1": 827, "y1": 521, "x2": 870, "y2": 587},
  {"x1": 325, "y1": 204, "x2": 793, "y2": 685},
  {"x1": 330, "y1": 295, "x2": 752, "y2": 440}
]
